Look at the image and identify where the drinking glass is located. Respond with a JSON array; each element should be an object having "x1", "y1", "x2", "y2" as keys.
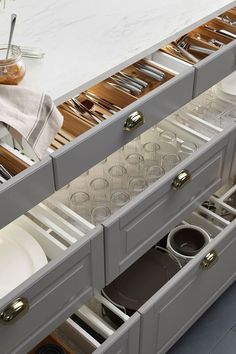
[
  {"x1": 146, "y1": 165, "x2": 165, "y2": 185},
  {"x1": 90, "y1": 177, "x2": 110, "y2": 201},
  {"x1": 108, "y1": 164, "x2": 128, "y2": 191},
  {"x1": 162, "y1": 153, "x2": 181, "y2": 172},
  {"x1": 70, "y1": 191, "x2": 91, "y2": 221},
  {"x1": 91, "y1": 205, "x2": 111, "y2": 225},
  {"x1": 111, "y1": 191, "x2": 130, "y2": 212},
  {"x1": 142, "y1": 142, "x2": 161, "y2": 168},
  {"x1": 159, "y1": 130, "x2": 178, "y2": 154},
  {"x1": 178, "y1": 141, "x2": 197, "y2": 160},
  {"x1": 125, "y1": 153, "x2": 144, "y2": 178},
  {"x1": 129, "y1": 177, "x2": 147, "y2": 197}
]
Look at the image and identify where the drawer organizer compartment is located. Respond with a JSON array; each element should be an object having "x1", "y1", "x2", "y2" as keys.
[
  {"x1": 51, "y1": 51, "x2": 194, "y2": 189},
  {"x1": 159, "y1": 6, "x2": 236, "y2": 97},
  {"x1": 0, "y1": 127, "x2": 55, "y2": 229},
  {"x1": 0, "y1": 202, "x2": 104, "y2": 354},
  {"x1": 46, "y1": 88, "x2": 236, "y2": 284},
  {"x1": 28, "y1": 183, "x2": 236, "y2": 354}
]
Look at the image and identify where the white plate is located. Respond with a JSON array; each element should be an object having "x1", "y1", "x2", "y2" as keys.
[{"x1": 0, "y1": 223, "x2": 48, "y2": 298}]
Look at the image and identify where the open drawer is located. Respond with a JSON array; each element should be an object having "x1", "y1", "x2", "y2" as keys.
[
  {"x1": 28, "y1": 294, "x2": 140, "y2": 354},
  {"x1": 47, "y1": 91, "x2": 236, "y2": 285},
  {"x1": 0, "y1": 202, "x2": 104, "y2": 354},
  {"x1": 100, "y1": 108, "x2": 236, "y2": 283},
  {"x1": 0, "y1": 127, "x2": 55, "y2": 229},
  {"x1": 159, "y1": 5, "x2": 236, "y2": 97},
  {"x1": 51, "y1": 51, "x2": 194, "y2": 189},
  {"x1": 138, "y1": 184, "x2": 236, "y2": 354},
  {"x1": 28, "y1": 184, "x2": 236, "y2": 354}
]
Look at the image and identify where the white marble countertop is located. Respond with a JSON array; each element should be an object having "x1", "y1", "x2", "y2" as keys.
[{"x1": 0, "y1": 0, "x2": 236, "y2": 105}]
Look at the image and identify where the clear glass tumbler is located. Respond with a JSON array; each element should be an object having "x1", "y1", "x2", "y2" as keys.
[
  {"x1": 111, "y1": 191, "x2": 131, "y2": 212},
  {"x1": 70, "y1": 191, "x2": 91, "y2": 221},
  {"x1": 91, "y1": 205, "x2": 111, "y2": 225},
  {"x1": 90, "y1": 177, "x2": 110, "y2": 202},
  {"x1": 178, "y1": 141, "x2": 197, "y2": 160},
  {"x1": 125, "y1": 153, "x2": 144, "y2": 178},
  {"x1": 108, "y1": 164, "x2": 128, "y2": 191},
  {"x1": 142, "y1": 142, "x2": 161, "y2": 169},
  {"x1": 162, "y1": 153, "x2": 181, "y2": 172},
  {"x1": 159, "y1": 130, "x2": 178, "y2": 154},
  {"x1": 146, "y1": 165, "x2": 165, "y2": 185},
  {"x1": 129, "y1": 177, "x2": 147, "y2": 197}
]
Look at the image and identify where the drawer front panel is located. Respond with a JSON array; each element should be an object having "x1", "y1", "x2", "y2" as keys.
[
  {"x1": 193, "y1": 40, "x2": 236, "y2": 97},
  {"x1": 0, "y1": 229, "x2": 104, "y2": 354},
  {"x1": 52, "y1": 69, "x2": 194, "y2": 189},
  {"x1": 138, "y1": 222, "x2": 236, "y2": 354},
  {"x1": 94, "y1": 313, "x2": 140, "y2": 354},
  {"x1": 0, "y1": 156, "x2": 55, "y2": 230},
  {"x1": 103, "y1": 126, "x2": 236, "y2": 284}
]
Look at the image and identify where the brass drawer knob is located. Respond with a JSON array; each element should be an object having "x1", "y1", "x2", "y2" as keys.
[
  {"x1": 123, "y1": 111, "x2": 144, "y2": 131},
  {"x1": 200, "y1": 250, "x2": 218, "y2": 269},
  {"x1": 0, "y1": 297, "x2": 29, "y2": 324},
  {"x1": 172, "y1": 170, "x2": 192, "y2": 190}
]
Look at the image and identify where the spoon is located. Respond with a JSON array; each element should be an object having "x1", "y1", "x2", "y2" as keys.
[{"x1": 6, "y1": 13, "x2": 17, "y2": 60}]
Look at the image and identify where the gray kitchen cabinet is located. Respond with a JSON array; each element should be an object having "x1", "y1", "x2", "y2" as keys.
[{"x1": 1, "y1": 4, "x2": 236, "y2": 354}]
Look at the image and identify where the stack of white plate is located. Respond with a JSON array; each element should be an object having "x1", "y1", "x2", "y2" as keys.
[{"x1": 0, "y1": 224, "x2": 48, "y2": 299}]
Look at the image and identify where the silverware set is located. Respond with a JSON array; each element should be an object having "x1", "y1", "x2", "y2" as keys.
[
  {"x1": 217, "y1": 14, "x2": 236, "y2": 27},
  {"x1": 106, "y1": 60, "x2": 166, "y2": 96},
  {"x1": 133, "y1": 61, "x2": 166, "y2": 81},
  {"x1": 161, "y1": 9, "x2": 236, "y2": 64},
  {"x1": 59, "y1": 59, "x2": 168, "y2": 132},
  {"x1": 204, "y1": 24, "x2": 236, "y2": 40}
]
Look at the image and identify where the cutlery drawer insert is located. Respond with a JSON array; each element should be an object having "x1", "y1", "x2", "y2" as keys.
[
  {"x1": 27, "y1": 186, "x2": 236, "y2": 354},
  {"x1": 0, "y1": 128, "x2": 55, "y2": 229},
  {"x1": 0, "y1": 206, "x2": 104, "y2": 354},
  {"x1": 158, "y1": 5, "x2": 236, "y2": 97},
  {"x1": 51, "y1": 52, "x2": 194, "y2": 190}
]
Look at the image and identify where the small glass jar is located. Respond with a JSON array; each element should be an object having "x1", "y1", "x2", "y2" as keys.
[{"x1": 0, "y1": 44, "x2": 26, "y2": 85}]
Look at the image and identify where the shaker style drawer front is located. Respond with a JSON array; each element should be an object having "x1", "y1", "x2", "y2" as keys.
[
  {"x1": 0, "y1": 156, "x2": 55, "y2": 229},
  {"x1": 52, "y1": 62, "x2": 194, "y2": 189},
  {"x1": 103, "y1": 125, "x2": 236, "y2": 284},
  {"x1": 193, "y1": 39, "x2": 236, "y2": 97},
  {"x1": 0, "y1": 221, "x2": 104, "y2": 354},
  {"x1": 138, "y1": 221, "x2": 236, "y2": 354}
]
